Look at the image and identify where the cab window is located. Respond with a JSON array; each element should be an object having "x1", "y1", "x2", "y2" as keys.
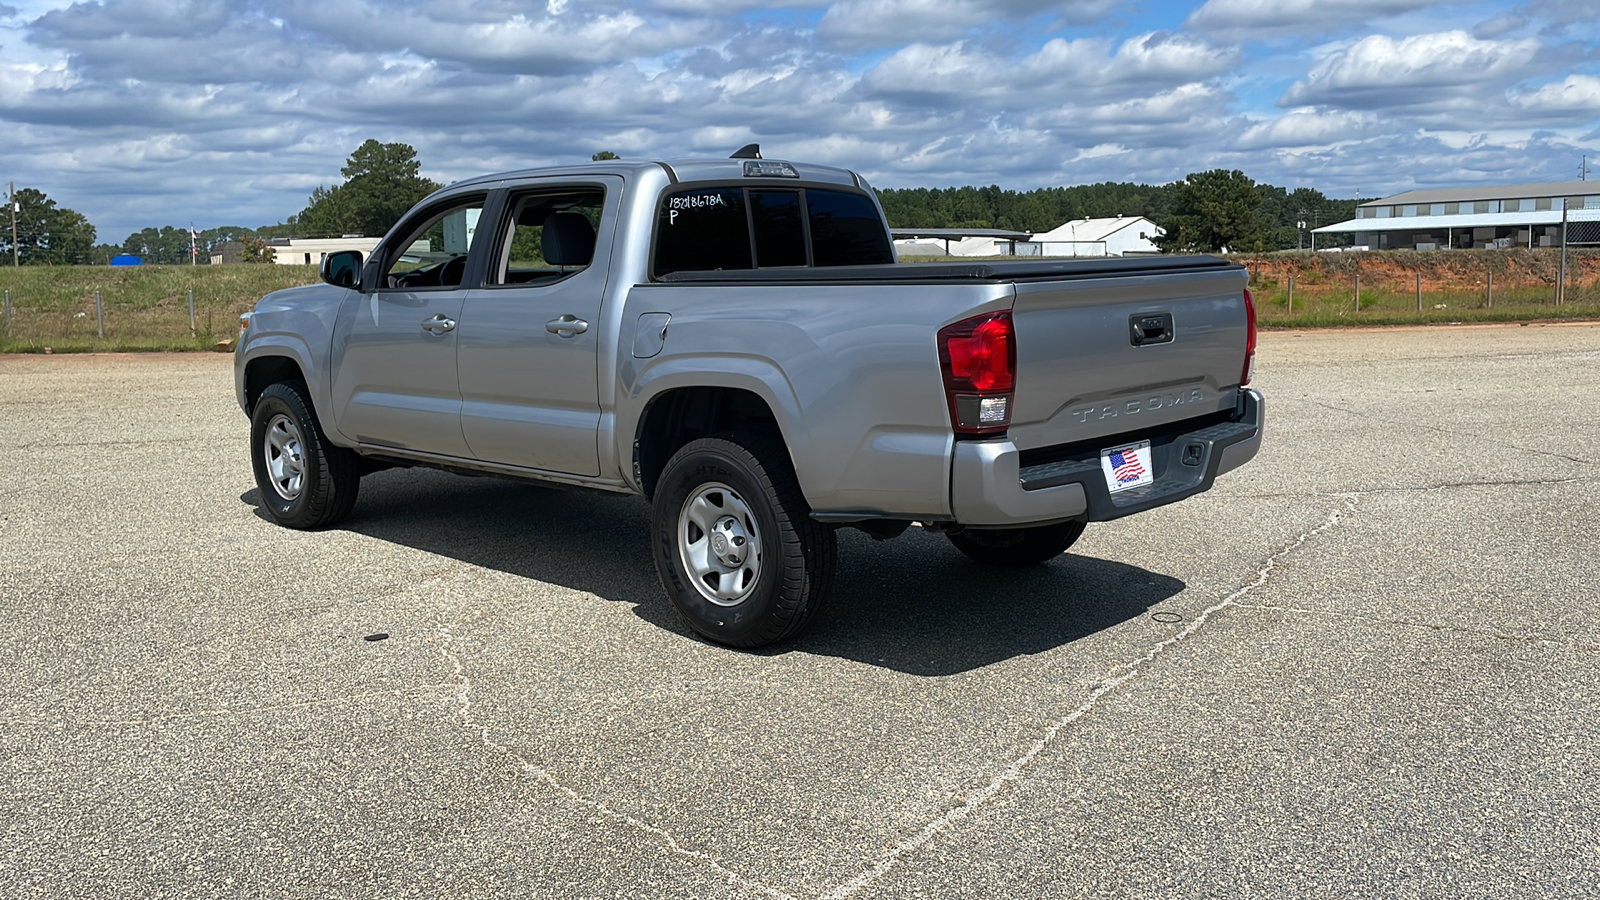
[
  {"x1": 654, "y1": 188, "x2": 751, "y2": 276},
  {"x1": 490, "y1": 188, "x2": 607, "y2": 286},
  {"x1": 381, "y1": 196, "x2": 486, "y2": 290},
  {"x1": 652, "y1": 185, "x2": 892, "y2": 277},
  {"x1": 806, "y1": 189, "x2": 894, "y2": 266}
]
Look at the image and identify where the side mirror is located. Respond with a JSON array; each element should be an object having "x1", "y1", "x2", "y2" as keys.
[{"x1": 321, "y1": 250, "x2": 363, "y2": 288}]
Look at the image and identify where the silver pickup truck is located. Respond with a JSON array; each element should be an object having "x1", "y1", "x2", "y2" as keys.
[{"x1": 236, "y1": 149, "x2": 1263, "y2": 648}]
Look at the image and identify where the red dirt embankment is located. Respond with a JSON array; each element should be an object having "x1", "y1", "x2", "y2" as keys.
[{"x1": 1233, "y1": 248, "x2": 1600, "y2": 292}]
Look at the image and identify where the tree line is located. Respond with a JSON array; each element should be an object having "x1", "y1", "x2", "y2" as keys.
[
  {"x1": 876, "y1": 169, "x2": 1360, "y2": 252},
  {"x1": 2, "y1": 144, "x2": 1360, "y2": 265}
]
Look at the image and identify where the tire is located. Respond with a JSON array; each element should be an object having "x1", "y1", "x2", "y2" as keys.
[
  {"x1": 947, "y1": 520, "x2": 1086, "y2": 567},
  {"x1": 250, "y1": 381, "x2": 361, "y2": 529},
  {"x1": 651, "y1": 433, "x2": 836, "y2": 648}
]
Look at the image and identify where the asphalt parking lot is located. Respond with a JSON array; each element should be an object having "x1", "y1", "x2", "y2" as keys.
[{"x1": 2, "y1": 324, "x2": 1598, "y2": 898}]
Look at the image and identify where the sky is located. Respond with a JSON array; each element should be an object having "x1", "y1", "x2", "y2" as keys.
[{"x1": 2, "y1": 0, "x2": 1598, "y2": 243}]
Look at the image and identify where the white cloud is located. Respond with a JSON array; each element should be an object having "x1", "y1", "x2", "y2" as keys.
[
  {"x1": 1, "y1": 0, "x2": 1597, "y2": 242},
  {"x1": 1186, "y1": 0, "x2": 1448, "y2": 40},
  {"x1": 1236, "y1": 108, "x2": 1380, "y2": 149},
  {"x1": 1281, "y1": 31, "x2": 1547, "y2": 109},
  {"x1": 817, "y1": 0, "x2": 1115, "y2": 51},
  {"x1": 1472, "y1": 14, "x2": 1526, "y2": 40},
  {"x1": 1078, "y1": 84, "x2": 1232, "y2": 126},
  {"x1": 860, "y1": 32, "x2": 1236, "y2": 107},
  {"x1": 1511, "y1": 75, "x2": 1600, "y2": 115}
]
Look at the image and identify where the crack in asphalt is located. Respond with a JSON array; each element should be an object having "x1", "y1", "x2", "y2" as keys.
[
  {"x1": 0, "y1": 684, "x2": 458, "y2": 729},
  {"x1": 818, "y1": 495, "x2": 1362, "y2": 899},
  {"x1": 1280, "y1": 397, "x2": 1596, "y2": 466},
  {"x1": 1227, "y1": 474, "x2": 1596, "y2": 501},
  {"x1": 1232, "y1": 602, "x2": 1600, "y2": 653},
  {"x1": 435, "y1": 621, "x2": 799, "y2": 900},
  {"x1": 13, "y1": 437, "x2": 223, "y2": 451}
]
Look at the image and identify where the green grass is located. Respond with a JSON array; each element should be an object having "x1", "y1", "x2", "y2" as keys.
[
  {"x1": 2, "y1": 262, "x2": 1597, "y2": 352},
  {"x1": 0, "y1": 265, "x2": 319, "y2": 352},
  {"x1": 1252, "y1": 281, "x2": 1600, "y2": 328}
]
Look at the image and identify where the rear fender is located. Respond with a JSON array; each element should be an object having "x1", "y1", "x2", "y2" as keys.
[{"x1": 622, "y1": 356, "x2": 809, "y2": 494}]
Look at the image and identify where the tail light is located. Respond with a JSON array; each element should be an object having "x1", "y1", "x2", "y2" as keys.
[
  {"x1": 938, "y1": 310, "x2": 1015, "y2": 435},
  {"x1": 1241, "y1": 288, "x2": 1257, "y2": 386}
]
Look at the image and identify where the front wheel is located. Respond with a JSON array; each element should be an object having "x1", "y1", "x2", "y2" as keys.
[
  {"x1": 947, "y1": 520, "x2": 1086, "y2": 567},
  {"x1": 250, "y1": 382, "x2": 360, "y2": 529},
  {"x1": 651, "y1": 434, "x2": 836, "y2": 648}
]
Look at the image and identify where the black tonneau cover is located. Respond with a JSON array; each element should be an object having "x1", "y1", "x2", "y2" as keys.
[{"x1": 657, "y1": 255, "x2": 1239, "y2": 284}]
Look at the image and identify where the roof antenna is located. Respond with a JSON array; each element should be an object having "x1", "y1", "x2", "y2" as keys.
[{"x1": 730, "y1": 144, "x2": 762, "y2": 160}]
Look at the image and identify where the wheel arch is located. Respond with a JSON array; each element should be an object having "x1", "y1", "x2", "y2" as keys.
[
  {"x1": 238, "y1": 333, "x2": 341, "y2": 445},
  {"x1": 243, "y1": 354, "x2": 308, "y2": 415},
  {"x1": 633, "y1": 384, "x2": 801, "y2": 500}
]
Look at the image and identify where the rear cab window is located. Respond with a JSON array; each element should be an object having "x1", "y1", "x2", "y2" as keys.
[
  {"x1": 653, "y1": 185, "x2": 892, "y2": 278},
  {"x1": 488, "y1": 187, "x2": 607, "y2": 287}
]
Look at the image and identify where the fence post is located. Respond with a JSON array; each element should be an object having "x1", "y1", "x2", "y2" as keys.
[
  {"x1": 188, "y1": 288, "x2": 195, "y2": 333},
  {"x1": 1487, "y1": 271, "x2": 1493, "y2": 309},
  {"x1": 1558, "y1": 201, "x2": 1568, "y2": 306},
  {"x1": 3, "y1": 289, "x2": 9, "y2": 335},
  {"x1": 1355, "y1": 274, "x2": 1361, "y2": 312},
  {"x1": 96, "y1": 290, "x2": 103, "y2": 338},
  {"x1": 1416, "y1": 273, "x2": 1422, "y2": 311},
  {"x1": 1287, "y1": 275, "x2": 1294, "y2": 313}
]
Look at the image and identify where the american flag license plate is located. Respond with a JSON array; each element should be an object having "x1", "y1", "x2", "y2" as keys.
[{"x1": 1100, "y1": 440, "x2": 1154, "y2": 494}]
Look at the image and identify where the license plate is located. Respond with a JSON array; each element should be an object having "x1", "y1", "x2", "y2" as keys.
[{"x1": 1100, "y1": 440, "x2": 1154, "y2": 493}]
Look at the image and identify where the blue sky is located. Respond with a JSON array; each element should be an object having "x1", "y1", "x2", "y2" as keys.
[{"x1": 2, "y1": 0, "x2": 1598, "y2": 242}]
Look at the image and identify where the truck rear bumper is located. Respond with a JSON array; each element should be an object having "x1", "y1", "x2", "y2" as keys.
[{"x1": 950, "y1": 389, "x2": 1263, "y2": 526}]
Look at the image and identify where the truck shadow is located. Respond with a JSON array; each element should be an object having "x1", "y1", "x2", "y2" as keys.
[{"x1": 244, "y1": 468, "x2": 1183, "y2": 677}]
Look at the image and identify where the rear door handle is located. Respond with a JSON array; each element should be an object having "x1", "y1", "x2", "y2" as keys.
[
  {"x1": 546, "y1": 315, "x2": 589, "y2": 337},
  {"x1": 421, "y1": 314, "x2": 457, "y2": 335}
]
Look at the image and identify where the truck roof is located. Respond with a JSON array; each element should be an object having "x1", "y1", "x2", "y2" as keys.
[{"x1": 447, "y1": 157, "x2": 863, "y2": 191}]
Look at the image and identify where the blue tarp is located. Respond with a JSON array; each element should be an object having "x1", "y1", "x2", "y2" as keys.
[{"x1": 110, "y1": 255, "x2": 142, "y2": 266}]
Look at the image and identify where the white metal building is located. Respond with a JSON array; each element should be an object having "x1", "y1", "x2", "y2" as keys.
[
  {"x1": 1313, "y1": 181, "x2": 1600, "y2": 250},
  {"x1": 1022, "y1": 216, "x2": 1163, "y2": 257},
  {"x1": 891, "y1": 228, "x2": 1032, "y2": 257},
  {"x1": 891, "y1": 217, "x2": 1162, "y2": 258},
  {"x1": 267, "y1": 237, "x2": 383, "y2": 266}
]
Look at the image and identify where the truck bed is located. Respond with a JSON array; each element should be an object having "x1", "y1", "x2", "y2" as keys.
[{"x1": 656, "y1": 255, "x2": 1240, "y2": 283}]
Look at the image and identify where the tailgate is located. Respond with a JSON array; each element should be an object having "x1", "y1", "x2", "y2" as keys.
[{"x1": 1006, "y1": 265, "x2": 1250, "y2": 452}]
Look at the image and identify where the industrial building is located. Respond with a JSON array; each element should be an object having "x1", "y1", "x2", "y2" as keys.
[
  {"x1": 1313, "y1": 181, "x2": 1600, "y2": 250},
  {"x1": 892, "y1": 215, "x2": 1163, "y2": 258},
  {"x1": 267, "y1": 236, "x2": 382, "y2": 266}
]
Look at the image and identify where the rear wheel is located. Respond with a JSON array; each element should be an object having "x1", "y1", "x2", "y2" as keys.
[
  {"x1": 651, "y1": 434, "x2": 836, "y2": 648},
  {"x1": 947, "y1": 520, "x2": 1085, "y2": 567},
  {"x1": 250, "y1": 382, "x2": 360, "y2": 529}
]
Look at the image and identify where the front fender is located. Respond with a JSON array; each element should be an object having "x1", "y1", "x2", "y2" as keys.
[
  {"x1": 237, "y1": 334, "x2": 334, "y2": 422},
  {"x1": 235, "y1": 285, "x2": 347, "y2": 442}
]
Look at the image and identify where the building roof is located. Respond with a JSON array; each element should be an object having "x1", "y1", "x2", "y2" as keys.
[
  {"x1": 889, "y1": 227, "x2": 1031, "y2": 240},
  {"x1": 1314, "y1": 208, "x2": 1600, "y2": 234},
  {"x1": 1030, "y1": 216, "x2": 1157, "y2": 243},
  {"x1": 1364, "y1": 181, "x2": 1600, "y2": 208}
]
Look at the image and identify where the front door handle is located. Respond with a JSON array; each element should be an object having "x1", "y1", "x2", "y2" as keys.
[
  {"x1": 546, "y1": 315, "x2": 589, "y2": 337},
  {"x1": 421, "y1": 314, "x2": 457, "y2": 335}
]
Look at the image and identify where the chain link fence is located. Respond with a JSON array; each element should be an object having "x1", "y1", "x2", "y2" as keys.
[{"x1": 0, "y1": 265, "x2": 319, "y2": 351}]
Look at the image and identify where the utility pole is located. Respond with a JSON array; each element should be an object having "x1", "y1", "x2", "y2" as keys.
[
  {"x1": 1582, "y1": 155, "x2": 1590, "y2": 182},
  {"x1": 9, "y1": 182, "x2": 17, "y2": 267}
]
